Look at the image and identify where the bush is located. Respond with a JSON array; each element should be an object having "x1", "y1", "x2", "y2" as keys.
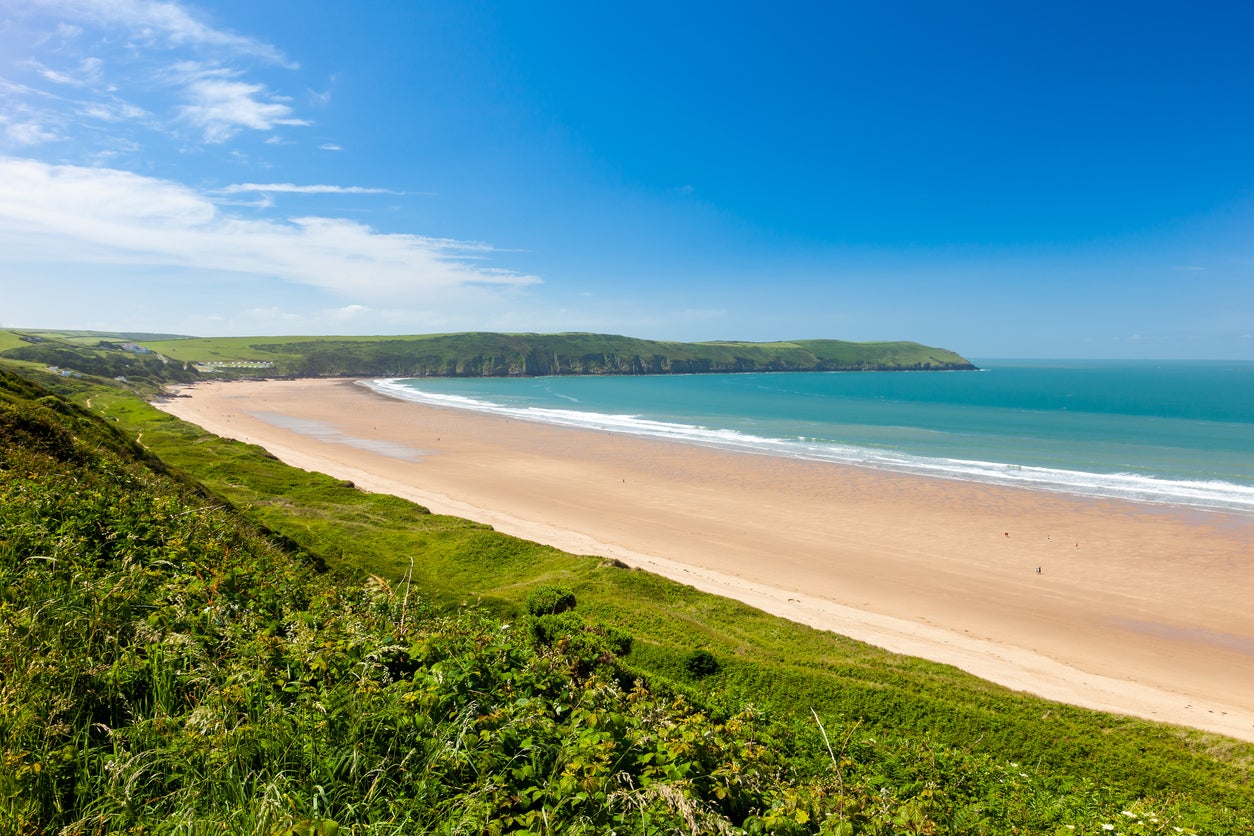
[
  {"x1": 525, "y1": 584, "x2": 576, "y2": 616},
  {"x1": 685, "y1": 649, "x2": 721, "y2": 678}
]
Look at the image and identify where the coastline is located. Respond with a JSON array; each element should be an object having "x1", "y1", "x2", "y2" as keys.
[{"x1": 156, "y1": 377, "x2": 1254, "y2": 742}]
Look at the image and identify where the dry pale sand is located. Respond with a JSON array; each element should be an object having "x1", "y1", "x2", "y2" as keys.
[{"x1": 157, "y1": 378, "x2": 1254, "y2": 742}]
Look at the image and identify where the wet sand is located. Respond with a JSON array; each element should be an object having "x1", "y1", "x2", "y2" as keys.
[{"x1": 157, "y1": 378, "x2": 1254, "y2": 741}]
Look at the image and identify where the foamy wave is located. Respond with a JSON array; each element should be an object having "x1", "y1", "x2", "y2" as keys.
[{"x1": 363, "y1": 379, "x2": 1254, "y2": 514}]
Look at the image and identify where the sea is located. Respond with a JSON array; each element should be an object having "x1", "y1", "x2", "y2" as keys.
[{"x1": 364, "y1": 360, "x2": 1254, "y2": 515}]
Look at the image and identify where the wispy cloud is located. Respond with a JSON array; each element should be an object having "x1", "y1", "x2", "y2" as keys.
[
  {"x1": 6, "y1": 1, "x2": 307, "y2": 150},
  {"x1": 0, "y1": 78, "x2": 45, "y2": 98},
  {"x1": 24, "y1": 57, "x2": 103, "y2": 87},
  {"x1": 1, "y1": 117, "x2": 60, "y2": 146},
  {"x1": 219, "y1": 183, "x2": 398, "y2": 195},
  {"x1": 79, "y1": 100, "x2": 150, "y2": 123},
  {"x1": 30, "y1": 0, "x2": 295, "y2": 67},
  {"x1": 2, "y1": 59, "x2": 149, "y2": 148},
  {"x1": 0, "y1": 157, "x2": 540, "y2": 300},
  {"x1": 308, "y1": 79, "x2": 336, "y2": 107},
  {"x1": 320, "y1": 143, "x2": 343, "y2": 151},
  {"x1": 172, "y1": 64, "x2": 308, "y2": 142}
]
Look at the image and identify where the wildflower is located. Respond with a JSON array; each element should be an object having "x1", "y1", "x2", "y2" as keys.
[
  {"x1": 1122, "y1": 810, "x2": 1137, "y2": 818},
  {"x1": 1101, "y1": 825, "x2": 1114, "y2": 832}
]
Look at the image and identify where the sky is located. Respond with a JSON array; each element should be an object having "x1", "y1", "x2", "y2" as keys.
[{"x1": 1, "y1": 1, "x2": 1253, "y2": 359}]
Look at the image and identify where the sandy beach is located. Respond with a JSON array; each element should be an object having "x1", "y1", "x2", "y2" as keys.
[{"x1": 157, "y1": 378, "x2": 1254, "y2": 742}]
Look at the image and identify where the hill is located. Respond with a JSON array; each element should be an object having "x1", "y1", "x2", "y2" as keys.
[
  {"x1": 0, "y1": 330, "x2": 976, "y2": 390},
  {"x1": 3, "y1": 362, "x2": 1252, "y2": 833},
  {"x1": 147, "y1": 332, "x2": 977, "y2": 376}
]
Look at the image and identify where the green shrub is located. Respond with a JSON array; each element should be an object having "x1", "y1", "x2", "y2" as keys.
[
  {"x1": 685, "y1": 648, "x2": 721, "y2": 678},
  {"x1": 525, "y1": 584, "x2": 576, "y2": 616}
]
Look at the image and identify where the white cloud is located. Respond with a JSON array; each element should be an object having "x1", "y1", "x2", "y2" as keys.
[
  {"x1": 80, "y1": 57, "x2": 104, "y2": 81},
  {"x1": 32, "y1": 63, "x2": 80, "y2": 87},
  {"x1": 320, "y1": 143, "x2": 343, "y2": 151},
  {"x1": 2, "y1": 119, "x2": 60, "y2": 146},
  {"x1": 236, "y1": 306, "x2": 308, "y2": 324},
  {"x1": 9, "y1": 2, "x2": 307, "y2": 149},
  {"x1": 190, "y1": 302, "x2": 462, "y2": 336},
  {"x1": 0, "y1": 157, "x2": 541, "y2": 302},
  {"x1": 220, "y1": 183, "x2": 396, "y2": 195},
  {"x1": 173, "y1": 64, "x2": 309, "y2": 142},
  {"x1": 0, "y1": 78, "x2": 44, "y2": 98},
  {"x1": 308, "y1": 80, "x2": 335, "y2": 107},
  {"x1": 33, "y1": 0, "x2": 294, "y2": 67},
  {"x1": 26, "y1": 56, "x2": 104, "y2": 87},
  {"x1": 328, "y1": 304, "x2": 370, "y2": 320},
  {"x1": 79, "y1": 100, "x2": 149, "y2": 122}
]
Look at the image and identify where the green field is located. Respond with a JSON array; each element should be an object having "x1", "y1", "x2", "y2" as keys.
[
  {"x1": 141, "y1": 332, "x2": 977, "y2": 377},
  {"x1": 3, "y1": 358, "x2": 1251, "y2": 834},
  {"x1": 0, "y1": 329, "x2": 977, "y2": 388}
]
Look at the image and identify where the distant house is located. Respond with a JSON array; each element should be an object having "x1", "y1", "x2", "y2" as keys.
[{"x1": 119, "y1": 342, "x2": 153, "y2": 354}]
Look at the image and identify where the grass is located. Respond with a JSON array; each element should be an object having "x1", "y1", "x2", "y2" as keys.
[
  {"x1": 4, "y1": 363, "x2": 1253, "y2": 833},
  {"x1": 87, "y1": 380, "x2": 1254, "y2": 813},
  {"x1": 0, "y1": 332, "x2": 29, "y2": 352},
  {"x1": 2, "y1": 328, "x2": 976, "y2": 389},
  {"x1": 135, "y1": 332, "x2": 976, "y2": 376}
]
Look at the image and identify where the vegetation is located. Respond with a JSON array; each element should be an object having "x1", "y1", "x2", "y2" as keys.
[
  {"x1": 3, "y1": 364, "x2": 1253, "y2": 833},
  {"x1": 686, "y1": 650, "x2": 722, "y2": 679},
  {"x1": 146, "y1": 332, "x2": 978, "y2": 376},
  {"x1": 0, "y1": 330, "x2": 199, "y2": 395},
  {"x1": 0, "y1": 329, "x2": 977, "y2": 387}
]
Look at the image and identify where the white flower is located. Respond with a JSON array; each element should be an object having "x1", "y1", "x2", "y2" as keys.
[
  {"x1": 1122, "y1": 810, "x2": 1138, "y2": 818},
  {"x1": 1101, "y1": 825, "x2": 1115, "y2": 832}
]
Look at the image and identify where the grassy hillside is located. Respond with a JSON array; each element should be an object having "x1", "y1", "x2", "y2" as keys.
[
  {"x1": 8, "y1": 369, "x2": 795, "y2": 832},
  {"x1": 0, "y1": 329, "x2": 976, "y2": 392},
  {"x1": 0, "y1": 329, "x2": 199, "y2": 395},
  {"x1": 143, "y1": 332, "x2": 977, "y2": 377},
  {"x1": 4, "y1": 362, "x2": 1250, "y2": 833}
]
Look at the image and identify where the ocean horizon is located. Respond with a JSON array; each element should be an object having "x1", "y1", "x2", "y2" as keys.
[{"x1": 364, "y1": 359, "x2": 1254, "y2": 515}]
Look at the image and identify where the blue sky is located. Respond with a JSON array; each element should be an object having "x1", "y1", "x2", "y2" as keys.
[{"x1": 1, "y1": 1, "x2": 1253, "y2": 358}]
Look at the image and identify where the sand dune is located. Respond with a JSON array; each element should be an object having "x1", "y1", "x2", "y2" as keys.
[{"x1": 156, "y1": 378, "x2": 1254, "y2": 742}]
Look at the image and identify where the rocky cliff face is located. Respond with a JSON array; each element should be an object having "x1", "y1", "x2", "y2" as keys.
[
  {"x1": 247, "y1": 333, "x2": 977, "y2": 378},
  {"x1": 423, "y1": 351, "x2": 976, "y2": 377}
]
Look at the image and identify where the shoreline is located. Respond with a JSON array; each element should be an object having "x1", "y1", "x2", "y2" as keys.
[
  {"x1": 362, "y1": 377, "x2": 1254, "y2": 517},
  {"x1": 156, "y1": 377, "x2": 1254, "y2": 742}
]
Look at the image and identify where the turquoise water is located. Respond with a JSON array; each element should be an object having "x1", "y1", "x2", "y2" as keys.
[{"x1": 365, "y1": 360, "x2": 1254, "y2": 513}]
